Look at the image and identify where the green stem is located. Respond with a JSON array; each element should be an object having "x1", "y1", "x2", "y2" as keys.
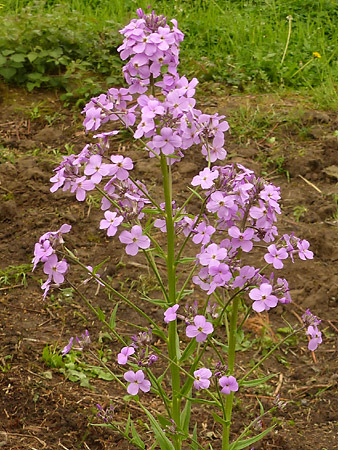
[
  {"x1": 281, "y1": 15, "x2": 292, "y2": 65},
  {"x1": 142, "y1": 250, "x2": 169, "y2": 303},
  {"x1": 222, "y1": 296, "x2": 240, "y2": 450},
  {"x1": 160, "y1": 153, "x2": 181, "y2": 448}
]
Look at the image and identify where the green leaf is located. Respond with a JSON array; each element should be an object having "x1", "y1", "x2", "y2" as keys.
[
  {"x1": 2, "y1": 50, "x2": 14, "y2": 56},
  {"x1": 257, "y1": 397, "x2": 264, "y2": 416},
  {"x1": 9, "y1": 53, "x2": 26, "y2": 63},
  {"x1": 130, "y1": 422, "x2": 146, "y2": 449},
  {"x1": 0, "y1": 67, "x2": 16, "y2": 79},
  {"x1": 27, "y1": 52, "x2": 39, "y2": 62},
  {"x1": 191, "y1": 423, "x2": 198, "y2": 450},
  {"x1": 181, "y1": 395, "x2": 192, "y2": 435},
  {"x1": 240, "y1": 373, "x2": 277, "y2": 387},
  {"x1": 187, "y1": 187, "x2": 203, "y2": 201},
  {"x1": 96, "y1": 306, "x2": 106, "y2": 321},
  {"x1": 140, "y1": 405, "x2": 175, "y2": 450},
  {"x1": 229, "y1": 424, "x2": 276, "y2": 450},
  {"x1": 92, "y1": 256, "x2": 110, "y2": 275},
  {"x1": 179, "y1": 339, "x2": 197, "y2": 363},
  {"x1": 0, "y1": 55, "x2": 6, "y2": 66},
  {"x1": 27, "y1": 72, "x2": 44, "y2": 81},
  {"x1": 142, "y1": 208, "x2": 162, "y2": 215},
  {"x1": 180, "y1": 394, "x2": 219, "y2": 407},
  {"x1": 48, "y1": 48, "x2": 63, "y2": 59},
  {"x1": 140, "y1": 296, "x2": 166, "y2": 307},
  {"x1": 109, "y1": 303, "x2": 118, "y2": 329},
  {"x1": 97, "y1": 370, "x2": 114, "y2": 381},
  {"x1": 125, "y1": 413, "x2": 131, "y2": 435},
  {"x1": 211, "y1": 411, "x2": 229, "y2": 427},
  {"x1": 177, "y1": 257, "x2": 196, "y2": 264},
  {"x1": 26, "y1": 82, "x2": 38, "y2": 92}
]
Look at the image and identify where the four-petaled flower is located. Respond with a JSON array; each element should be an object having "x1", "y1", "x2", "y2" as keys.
[
  {"x1": 219, "y1": 375, "x2": 239, "y2": 395},
  {"x1": 191, "y1": 167, "x2": 219, "y2": 190},
  {"x1": 117, "y1": 346, "x2": 135, "y2": 364},
  {"x1": 194, "y1": 368, "x2": 212, "y2": 390},
  {"x1": 43, "y1": 254, "x2": 68, "y2": 284},
  {"x1": 186, "y1": 315, "x2": 214, "y2": 342},
  {"x1": 100, "y1": 211, "x2": 123, "y2": 236},
  {"x1": 119, "y1": 225, "x2": 151, "y2": 255},
  {"x1": 249, "y1": 283, "x2": 278, "y2": 312},
  {"x1": 264, "y1": 244, "x2": 288, "y2": 269},
  {"x1": 124, "y1": 370, "x2": 151, "y2": 395}
]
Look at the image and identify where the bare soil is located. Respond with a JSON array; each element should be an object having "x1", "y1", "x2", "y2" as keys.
[{"x1": 0, "y1": 82, "x2": 338, "y2": 450}]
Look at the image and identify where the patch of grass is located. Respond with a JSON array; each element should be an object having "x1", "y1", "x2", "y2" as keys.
[
  {"x1": 0, "y1": 146, "x2": 16, "y2": 164},
  {"x1": 0, "y1": 263, "x2": 32, "y2": 286},
  {"x1": 0, "y1": 0, "x2": 337, "y2": 104},
  {"x1": 293, "y1": 205, "x2": 307, "y2": 222},
  {"x1": 42, "y1": 344, "x2": 115, "y2": 388}
]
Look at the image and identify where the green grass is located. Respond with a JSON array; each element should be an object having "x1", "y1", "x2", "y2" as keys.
[
  {"x1": 0, "y1": 0, "x2": 337, "y2": 106},
  {"x1": 0, "y1": 263, "x2": 32, "y2": 286}
]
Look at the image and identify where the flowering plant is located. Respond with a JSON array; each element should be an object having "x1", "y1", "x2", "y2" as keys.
[{"x1": 33, "y1": 9, "x2": 319, "y2": 450}]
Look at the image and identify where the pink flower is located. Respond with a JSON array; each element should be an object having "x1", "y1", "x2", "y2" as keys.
[
  {"x1": 192, "y1": 222, "x2": 215, "y2": 245},
  {"x1": 297, "y1": 240, "x2": 313, "y2": 261},
  {"x1": 193, "y1": 368, "x2": 212, "y2": 390},
  {"x1": 43, "y1": 254, "x2": 68, "y2": 284},
  {"x1": 228, "y1": 226, "x2": 254, "y2": 252},
  {"x1": 83, "y1": 107, "x2": 102, "y2": 132},
  {"x1": 100, "y1": 211, "x2": 123, "y2": 236},
  {"x1": 306, "y1": 325, "x2": 322, "y2": 351},
  {"x1": 124, "y1": 370, "x2": 151, "y2": 395},
  {"x1": 191, "y1": 167, "x2": 219, "y2": 190},
  {"x1": 164, "y1": 304, "x2": 179, "y2": 323},
  {"x1": 219, "y1": 375, "x2": 238, "y2": 395},
  {"x1": 264, "y1": 244, "x2": 288, "y2": 269},
  {"x1": 119, "y1": 225, "x2": 150, "y2": 256},
  {"x1": 249, "y1": 283, "x2": 278, "y2": 312},
  {"x1": 117, "y1": 346, "x2": 135, "y2": 365},
  {"x1": 84, "y1": 154, "x2": 111, "y2": 184},
  {"x1": 110, "y1": 155, "x2": 134, "y2": 181},
  {"x1": 71, "y1": 176, "x2": 95, "y2": 201},
  {"x1": 186, "y1": 315, "x2": 214, "y2": 342},
  {"x1": 152, "y1": 127, "x2": 182, "y2": 155}
]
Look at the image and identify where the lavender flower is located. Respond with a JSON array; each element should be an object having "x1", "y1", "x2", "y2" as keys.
[
  {"x1": 186, "y1": 315, "x2": 214, "y2": 342},
  {"x1": 124, "y1": 370, "x2": 151, "y2": 395},
  {"x1": 164, "y1": 304, "x2": 179, "y2": 323},
  {"x1": 119, "y1": 225, "x2": 151, "y2": 255},
  {"x1": 117, "y1": 346, "x2": 135, "y2": 365},
  {"x1": 219, "y1": 376, "x2": 239, "y2": 395},
  {"x1": 249, "y1": 283, "x2": 278, "y2": 312},
  {"x1": 193, "y1": 368, "x2": 212, "y2": 390}
]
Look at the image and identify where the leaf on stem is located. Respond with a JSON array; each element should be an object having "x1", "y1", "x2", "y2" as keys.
[
  {"x1": 240, "y1": 373, "x2": 278, "y2": 387},
  {"x1": 139, "y1": 405, "x2": 175, "y2": 450},
  {"x1": 229, "y1": 424, "x2": 276, "y2": 450}
]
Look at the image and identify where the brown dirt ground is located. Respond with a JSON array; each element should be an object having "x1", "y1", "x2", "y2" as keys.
[{"x1": 0, "y1": 81, "x2": 338, "y2": 450}]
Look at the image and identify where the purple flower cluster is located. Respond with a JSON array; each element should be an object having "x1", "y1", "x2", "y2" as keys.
[
  {"x1": 193, "y1": 368, "x2": 238, "y2": 395},
  {"x1": 117, "y1": 329, "x2": 158, "y2": 396},
  {"x1": 62, "y1": 329, "x2": 91, "y2": 355},
  {"x1": 189, "y1": 163, "x2": 313, "y2": 316},
  {"x1": 32, "y1": 224, "x2": 71, "y2": 299},
  {"x1": 48, "y1": 140, "x2": 151, "y2": 258},
  {"x1": 79, "y1": 9, "x2": 229, "y2": 164},
  {"x1": 96, "y1": 404, "x2": 114, "y2": 423},
  {"x1": 302, "y1": 309, "x2": 322, "y2": 351}
]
